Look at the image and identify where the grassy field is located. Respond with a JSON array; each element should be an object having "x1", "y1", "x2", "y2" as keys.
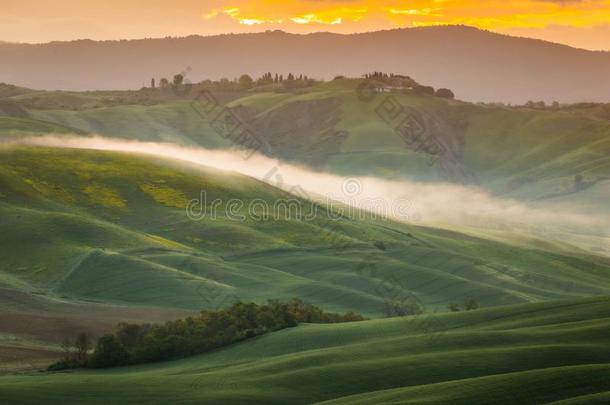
[
  {"x1": 2, "y1": 81, "x2": 609, "y2": 244},
  {"x1": 0, "y1": 286, "x2": 191, "y2": 373},
  {"x1": 0, "y1": 145, "x2": 608, "y2": 375},
  {"x1": 1, "y1": 296, "x2": 610, "y2": 404},
  {"x1": 0, "y1": 83, "x2": 608, "y2": 402},
  {"x1": 2, "y1": 146, "x2": 608, "y2": 315},
  {"x1": 2, "y1": 79, "x2": 606, "y2": 203}
]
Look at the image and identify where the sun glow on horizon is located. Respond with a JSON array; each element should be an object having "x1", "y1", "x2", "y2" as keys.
[{"x1": 2, "y1": 0, "x2": 610, "y2": 50}]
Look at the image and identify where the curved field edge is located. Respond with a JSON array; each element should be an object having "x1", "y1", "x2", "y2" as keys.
[
  {"x1": 1, "y1": 146, "x2": 609, "y2": 316},
  {"x1": 317, "y1": 364, "x2": 610, "y2": 405},
  {"x1": 1, "y1": 297, "x2": 610, "y2": 404}
]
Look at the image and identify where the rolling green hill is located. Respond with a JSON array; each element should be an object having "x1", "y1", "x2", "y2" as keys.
[
  {"x1": 0, "y1": 286, "x2": 191, "y2": 373},
  {"x1": 2, "y1": 146, "x2": 608, "y2": 316},
  {"x1": 0, "y1": 116, "x2": 85, "y2": 137},
  {"x1": 0, "y1": 81, "x2": 608, "y2": 402},
  {"x1": 1, "y1": 79, "x2": 607, "y2": 210},
  {"x1": 2, "y1": 296, "x2": 610, "y2": 404},
  {"x1": 1, "y1": 145, "x2": 609, "y2": 374}
]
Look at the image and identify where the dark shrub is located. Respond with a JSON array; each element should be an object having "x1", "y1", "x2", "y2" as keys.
[
  {"x1": 383, "y1": 300, "x2": 424, "y2": 317},
  {"x1": 48, "y1": 358, "x2": 80, "y2": 372},
  {"x1": 89, "y1": 334, "x2": 130, "y2": 368},
  {"x1": 464, "y1": 299, "x2": 480, "y2": 311},
  {"x1": 413, "y1": 85, "x2": 435, "y2": 95},
  {"x1": 435, "y1": 88, "x2": 455, "y2": 99}
]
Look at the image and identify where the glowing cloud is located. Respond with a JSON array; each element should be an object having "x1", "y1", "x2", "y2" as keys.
[
  {"x1": 207, "y1": 0, "x2": 610, "y2": 49},
  {"x1": 2, "y1": 0, "x2": 610, "y2": 50},
  {"x1": 389, "y1": 8, "x2": 443, "y2": 17}
]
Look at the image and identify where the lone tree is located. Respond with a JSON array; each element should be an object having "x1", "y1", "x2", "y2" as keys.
[
  {"x1": 159, "y1": 78, "x2": 169, "y2": 88},
  {"x1": 74, "y1": 332, "x2": 91, "y2": 366},
  {"x1": 436, "y1": 88, "x2": 455, "y2": 99},
  {"x1": 374, "y1": 240, "x2": 386, "y2": 251},
  {"x1": 464, "y1": 299, "x2": 479, "y2": 311},
  {"x1": 173, "y1": 74, "x2": 184, "y2": 86},
  {"x1": 239, "y1": 74, "x2": 254, "y2": 89},
  {"x1": 151, "y1": 78, "x2": 156, "y2": 89}
]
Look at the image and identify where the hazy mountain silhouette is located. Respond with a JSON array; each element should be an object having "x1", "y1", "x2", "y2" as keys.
[{"x1": 1, "y1": 26, "x2": 609, "y2": 103}]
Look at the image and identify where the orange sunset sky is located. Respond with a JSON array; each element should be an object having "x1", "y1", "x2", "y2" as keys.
[{"x1": 2, "y1": 0, "x2": 610, "y2": 50}]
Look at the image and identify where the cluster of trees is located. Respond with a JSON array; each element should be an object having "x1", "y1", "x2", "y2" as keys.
[
  {"x1": 363, "y1": 72, "x2": 455, "y2": 99},
  {"x1": 479, "y1": 101, "x2": 568, "y2": 109},
  {"x1": 383, "y1": 300, "x2": 424, "y2": 317},
  {"x1": 236, "y1": 72, "x2": 316, "y2": 90},
  {"x1": 146, "y1": 71, "x2": 455, "y2": 98},
  {"x1": 255, "y1": 72, "x2": 312, "y2": 86},
  {"x1": 525, "y1": 100, "x2": 562, "y2": 109},
  {"x1": 525, "y1": 100, "x2": 547, "y2": 108},
  {"x1": 384, "y1": 297, "x2": 480, "y2": 317},
  {"x1": 364, "y1": 72, "x2": 416, "y2": 84},
  {"x1": 149, "y1": 72, "x2": 317, "y2": 92},
  {"x1": 47, "y1": 332, "x2": 92, "y2": 371},
  {"x1": 147, "y1": 75, "x2": 181, "y2": 90},
  {"x1": 49, "y1": 299, "x2": 365, "y2": 370},
  {"x1": 448, "y1": 299, "x2": 480, "y2": 312},
  {"x1": 411, "y1": 85, "x2": 455, "y2": 99}
]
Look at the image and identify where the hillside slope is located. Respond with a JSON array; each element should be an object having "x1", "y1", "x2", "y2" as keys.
[
  {"x1": 2, "y1": 146, "x2": 609, "y2": 318},
  {"x1": 2, "y1": 297, "x2": 610, "y2": 404},
  {"x1": 4, "y1": 79, "x2": 608, "y2": 214}
]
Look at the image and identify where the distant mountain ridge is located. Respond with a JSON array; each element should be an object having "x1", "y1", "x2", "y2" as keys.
[{"x1": 1, "y1": 25, "x2": 610, "y2": 103}]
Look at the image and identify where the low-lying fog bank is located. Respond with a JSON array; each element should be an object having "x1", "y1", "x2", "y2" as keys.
[{"x1": 8, "y1": 135, "x2": 609, "y2": 250}]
